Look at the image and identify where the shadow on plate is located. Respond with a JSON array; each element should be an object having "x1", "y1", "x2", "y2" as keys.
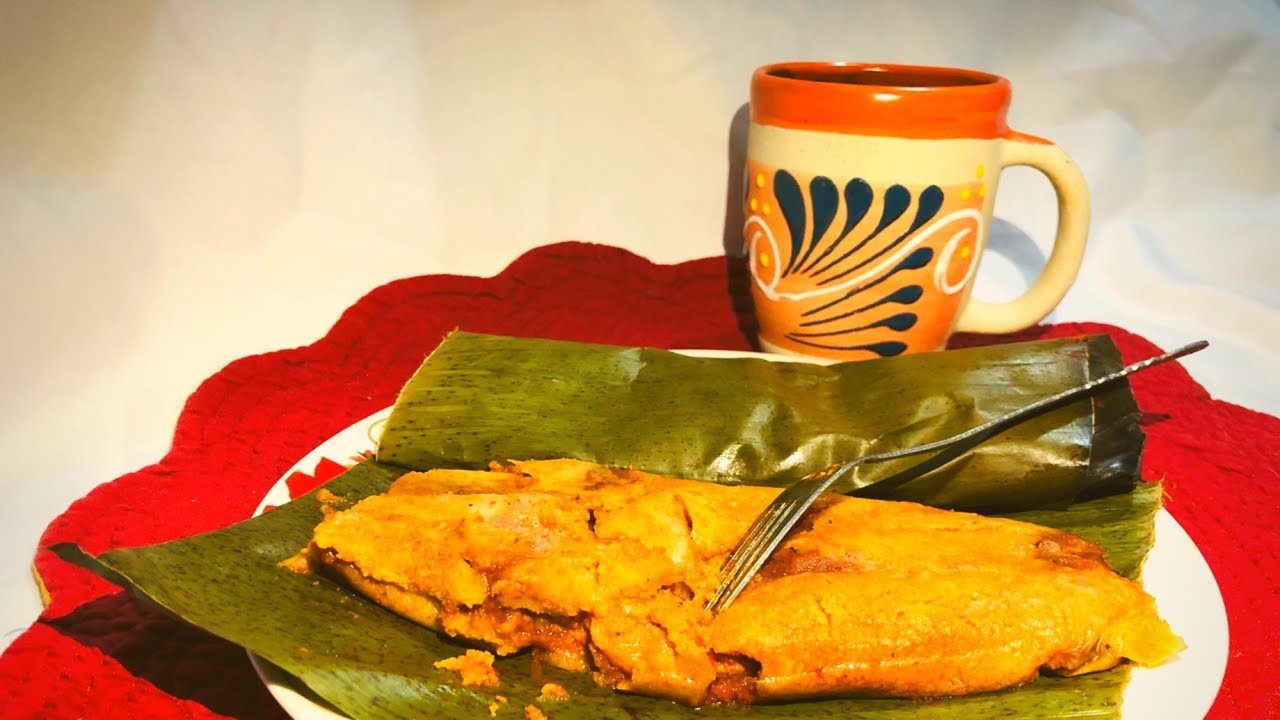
[{"x1": 45, "y1": 591, "x2": 288, "y2": 720}]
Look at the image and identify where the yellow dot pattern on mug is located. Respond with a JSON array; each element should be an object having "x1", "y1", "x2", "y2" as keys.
[
  {"x1": 747, "y1": 172, "x2": 767, "y2": 216},
  {"x1": 962, "y1": 164, "x2": 986, "y2": 203},
  {"x1": 760, "y1": 252, "x2": 771, "y2": 268}
]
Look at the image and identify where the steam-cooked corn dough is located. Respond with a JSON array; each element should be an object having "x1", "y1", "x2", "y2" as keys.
[{"x1": 306, "y1": 459, "x2": 1181, "y2": 706}]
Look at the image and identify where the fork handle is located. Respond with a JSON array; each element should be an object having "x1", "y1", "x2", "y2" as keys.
[
  {"x1": 815, "y1": 341, "x2": 1208, "y2": 504},
  {"x1": 858, "y1": 340, "x2": 1207, "y2": 466}
]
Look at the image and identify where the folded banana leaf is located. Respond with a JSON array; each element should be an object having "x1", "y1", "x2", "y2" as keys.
[
  {"x1": 54, "y1": 463, "x2": 1161, "y2": 720},
  {"x1": 378, "y1": 332, "x2": 1143, "y2": 510},
  {"x1": 54, "y1": 333, "x2": 1157, "y2": 719}
]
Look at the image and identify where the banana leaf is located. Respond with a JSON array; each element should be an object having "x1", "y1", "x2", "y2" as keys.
[
  {"x1": 378, "y1": 332, "x2": 1142, "y2": 510},
  {"x1": 54, "y1": 464, "x2": 1161, "y2": 720},
  {"x1": 53, "y1": 334, "x2": 1157, "y2": 719}
]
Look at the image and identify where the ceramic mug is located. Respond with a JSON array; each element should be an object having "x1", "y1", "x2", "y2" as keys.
[{"x1": 745, "y1": 62, "x2": 1089, "y2": 360}]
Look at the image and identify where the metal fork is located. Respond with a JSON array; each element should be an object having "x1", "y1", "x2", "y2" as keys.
[{"x1": 705, "y1": 340, "x2": 1208, "y2": 614}]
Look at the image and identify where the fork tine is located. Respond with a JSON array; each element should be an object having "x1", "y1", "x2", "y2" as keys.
[
  {"x1": 717, "y1": 500, "x2": 785, "y2": 572},
  {"x1": 725, "y1": 492, "x2": 797, "y2": 559},
  {"x1": 707, "y1": 483, "x2": 818, "y2": 611},
  {"x1": 717, "y1": 483, "x2": 808, "y2": 576},
  {"x1": 708, "y1": 511, "x2": 785, "y2": 608},
  {"x1": 707, "y1": 505, "x2": 788, "y2": 609},
  {"x1": 708, "y1": 463, "x2": 864, "y2": 613},
  {"x1": 708, "y1": 495, "x2": 811, "y2": 611},
  {"x1": 717, "y1": 506, "x2": 790, "y2": 588}
]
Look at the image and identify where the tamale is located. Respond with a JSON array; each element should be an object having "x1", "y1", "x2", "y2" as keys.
[
  {"x1": 305, "y1": 459, "x2": 1182, "y2": 706},
  {"x1": 54, "y1": 460, "x2": 1164, "y2": 719}
]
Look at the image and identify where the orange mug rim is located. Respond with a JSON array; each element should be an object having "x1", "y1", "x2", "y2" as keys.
[
  {"x1": 757, "y1": 61, "x2": 1008, "y2": 92},
  {"x1": 752, "y1": 61, "x2": 1013, "y2": 139}
]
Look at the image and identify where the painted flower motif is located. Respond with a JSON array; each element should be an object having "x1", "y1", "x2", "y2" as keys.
[{"x1": 746, "y1": 168, "x2": 985, "y2": 357}]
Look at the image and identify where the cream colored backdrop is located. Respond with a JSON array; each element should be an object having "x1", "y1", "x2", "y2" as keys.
[{"x1": 1, "y1": 0, "x2": 1277, "y2": 647}]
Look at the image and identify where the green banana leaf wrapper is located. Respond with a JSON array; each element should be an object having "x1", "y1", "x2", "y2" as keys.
[
  {"x1": 378, "y1": 331, "x2": 1143, "y2": 510},
  {"x1": 55, "y1": 332, "x2": 1157, "y2": 719}
]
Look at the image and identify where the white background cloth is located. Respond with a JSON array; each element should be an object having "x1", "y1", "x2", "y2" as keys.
[{"x1": 1, "y1": 0, "x2": 1276, "y2": 650}]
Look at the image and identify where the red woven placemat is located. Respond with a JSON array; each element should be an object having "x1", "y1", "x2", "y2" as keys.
[{"x1": 1, "y1": 242, "x2": 1275, "y2": 719}]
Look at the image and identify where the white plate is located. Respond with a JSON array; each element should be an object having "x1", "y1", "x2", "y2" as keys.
[{"x1": 251, "y1": 350, "x2": 1228, "y2": 719}]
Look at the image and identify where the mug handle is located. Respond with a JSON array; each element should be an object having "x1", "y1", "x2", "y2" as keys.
[{"x1": 953, "y1": 131, "x2": 1090, "y2": 333}]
